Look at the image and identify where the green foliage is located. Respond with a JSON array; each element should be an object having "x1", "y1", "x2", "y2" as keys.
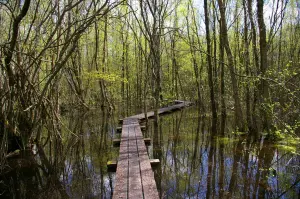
[
  {"x1": 274, "y1": 131, "x2": 300, "y2": 154},
  {"x1": 276, "y1": 144, "x2": 297, "y2": 154},
  {"x1": 216, "y1": 136, "x2": 239, "y2": 144},
  {"x1": 82, "y1": 70, "x2": 128, "y2": 83},
  {"x1": 231, "y1": 131, "x2": 248, "y2": 135}
]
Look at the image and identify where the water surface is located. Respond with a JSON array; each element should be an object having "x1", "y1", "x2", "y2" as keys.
[{"x1": 1, "y1": 107, "x2": 299, "y2": 199}]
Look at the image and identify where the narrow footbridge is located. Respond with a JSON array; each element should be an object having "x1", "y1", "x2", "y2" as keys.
[{"x1": 112, "y1": 100, "x2": 192, "y2": 199}]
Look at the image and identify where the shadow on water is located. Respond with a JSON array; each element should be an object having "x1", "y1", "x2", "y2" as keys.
[
  {"x1": 149, "y1": 107, "x2": 300, "y2": 199},
  {"x1": 1, "y1": 107, "x2": 299, "y2": 199}
]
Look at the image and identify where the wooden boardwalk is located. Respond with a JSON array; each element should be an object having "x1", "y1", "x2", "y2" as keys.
[
  {"x1": 112, "y1": 101, "x2": 192, "y2": 199},
  {"x1": 127, "y1": 100, "x2": 192, "y2": 121}
]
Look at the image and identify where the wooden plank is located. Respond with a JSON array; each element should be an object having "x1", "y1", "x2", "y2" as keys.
[
  {"x1": 128, "y1": 123, "x2": 143, "y2": 198},
  {"x1": 113, "y1": 138, "x2": 151, "y2": 147},
  {"x1": 128, "y1": 100, "x2": 192, "y2": 121},
  {"x1": 113, "y1": 122, "x2": 128, "y2": 199},
  {"x1": 135, "y1": 125, "x2": 159, "y2": 199},
  {"x1": 174, "y1": 100, "x2": 184, "y2": 104},
  {"x1": 107, "y1": 158, "x2": 159, "y2": 171},
  {"x1": 116, "y1": 126, "x2": 142, "y2": 134}
]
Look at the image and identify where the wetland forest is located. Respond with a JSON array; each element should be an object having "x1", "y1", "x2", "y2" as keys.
[{"x1": 0, "y1": 0, "x2": 300, "y2": 198}]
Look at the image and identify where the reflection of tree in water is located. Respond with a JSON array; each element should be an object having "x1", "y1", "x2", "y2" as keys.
[
  {"x1": 0, "y1": 141, "x2": 69, "y2": 198},
  {"x1": 0, "y1": 110, "x2": 114, "y2": 198},
  {"x1": 2, "y1": 107, "x2": 298, "y2": 198},
  {"x1": 155, "y1": 108, "x2": 299, "y2": 199},
  {"x1": 153, "y1": 112, "x2": 163, "y2": 198}
]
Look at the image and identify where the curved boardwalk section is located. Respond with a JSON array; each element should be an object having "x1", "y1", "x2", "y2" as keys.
[{"x1": 113, "y1": 101, "x2": 192, "y2": 199}]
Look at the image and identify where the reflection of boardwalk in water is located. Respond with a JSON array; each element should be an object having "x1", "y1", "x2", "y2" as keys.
[{"x1": 112, "y1": 101, "x2": 192, "y2": 199}]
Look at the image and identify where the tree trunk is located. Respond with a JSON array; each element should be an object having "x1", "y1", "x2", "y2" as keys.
[
  {"x1": 243, "y1": 0, "x2": 253, "y2": 131},
  {"x1": 204, "y1": 0, "x2": 217, "y2": 132},
  {"x1": 257, "y1": 0, "x2": 271, "y2": 131},
  {"x1": 217, "y1": 0, "x2": 245, "y2": 131}
]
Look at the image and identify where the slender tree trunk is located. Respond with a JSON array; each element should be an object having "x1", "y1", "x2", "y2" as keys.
[
  {"x1": 219, "y1": 23, "x2": 226, "y2": 136},
  {"x1": 243, "y1": 0, "x2": 253, "y2": 131},
  {"x1": 247, "y1": 0, "x2": 259, "y2": 133},
  {"x1": 121, "y1": 27, "x2": 125, "y2": 115},
  {"x1": 171, "y1": 14, "x2": 179, "y2": 99},
  {"x1": 204, "y1": 0, "x2": 217, "y2": 132},
  {"x1": 187, "y1": 0, "x2": 205, "y2": 111},
  {"x1": 257, "y1": 0, "x2": 271, "y2": 131},
  {"x1": 217, "y1": 0, "x2": 245, "y2": 131}
]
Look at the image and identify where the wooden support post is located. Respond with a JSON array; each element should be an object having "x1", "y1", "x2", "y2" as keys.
[
  {"x1": 116, "y1": 127, "x2": 122, "y2": 133},
  {"x1": 107, "y1": 160, "x2": 117, "y2": 172},
  {"x1": 149, "y1": 159, "x2": 160, "y2": 167},
  {"x1": 141, "y1": 125, "x2": 146, "y2": 131},
  {"x1": 143, "y1": 138, "x2": 151, "y2": 145}
]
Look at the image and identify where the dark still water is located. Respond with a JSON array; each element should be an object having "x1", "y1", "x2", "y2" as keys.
[
  {"x1": 1, "y1": 107, "x2": 299, "y2": 198},
  {"x1": 147, "y1": 108, "x2": 300, "y2": 199}
]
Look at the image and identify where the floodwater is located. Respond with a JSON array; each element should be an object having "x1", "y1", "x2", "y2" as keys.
[
  {"x1": 1, "y1": 107, "x2": 299, "y2": 198},
  {"x1": 148, "y1": 108, "x2": 300, "y2": 199}
]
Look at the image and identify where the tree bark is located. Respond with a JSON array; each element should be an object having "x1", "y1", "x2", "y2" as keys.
[
  {"x1": 217, "y1": 0, "x2": 245, "y2": 131},
  {"x1": 204, "y1": 0, "x2": 217, "y2": 132},
  {"x1": 257, "y1": 0, "x2": 271, "y2": 131}
]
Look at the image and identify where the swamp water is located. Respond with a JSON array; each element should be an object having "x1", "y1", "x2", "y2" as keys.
[{"x1": 1, "y1": 107, "x2": 299, "y2": 198}]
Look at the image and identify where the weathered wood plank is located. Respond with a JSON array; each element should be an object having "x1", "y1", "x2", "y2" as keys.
[
  {"x1": 113, "y1": 123, "x2": 128, "y2": 199},
  {"x1": 116, "y1": 125, "x2": 145, "y2": 133},
  {"x1": 128, "y1": 123, "x2": 143, "y2": 198},
  {"x1": 113, "y1": 138, "x2": 151, "y2": 147},
  {"x1": 128, "y1": 100, "x2": 192, "y2": 120},
  {"x1": 107, "y1": 158, "x2": 159, "y2": 171},
  {"x1": 136, "y1": 125, "x2": 159, "y2": 199}
]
